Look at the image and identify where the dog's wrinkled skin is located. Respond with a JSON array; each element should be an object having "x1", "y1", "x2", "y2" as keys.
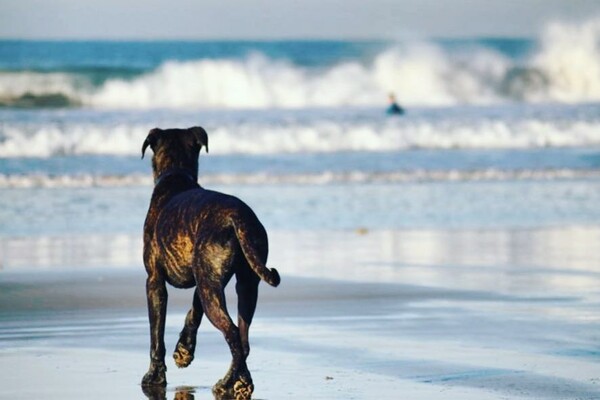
[{"x1": 140, "y1": 127, "x2": 280, "y2": 399}]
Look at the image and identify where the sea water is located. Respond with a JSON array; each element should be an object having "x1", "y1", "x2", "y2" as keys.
[
  {"x1": 2, "y1": 23, "x2": 600, "y2": 400},
  {"x1": 0, "y1": 19, "x2": 599, "y2": 255}
]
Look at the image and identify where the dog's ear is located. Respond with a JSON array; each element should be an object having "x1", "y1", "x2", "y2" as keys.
[
  {"x1": 141, "y1": 128, "x2": 161, "y2": 159},
  {"x1": 189, "y1": 126, "x2": 209, "y2": 153}
]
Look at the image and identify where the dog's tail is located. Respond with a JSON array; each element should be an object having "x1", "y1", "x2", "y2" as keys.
[{"x1": 232, "y1": 217, "x2": 281, "y2": 287}]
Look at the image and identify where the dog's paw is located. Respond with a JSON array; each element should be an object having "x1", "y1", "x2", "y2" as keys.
[
  {"x1": 211, "y1": 379, "x2": 228, "y2": 399},
  {"x1": 212, "y1": 373, "x2": 253, "y2": 400},
  {"x1": 173, "y1": 342, "x2": 194, "y2": 368},
  {"x1": 141, "y1": 363, "x2": 167, "y2": 387},
  {"x1": 233, "y1": 377, "x2": 254, "y2": 400}
]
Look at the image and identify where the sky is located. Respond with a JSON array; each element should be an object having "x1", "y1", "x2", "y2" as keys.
[{"x1": 1, "y1": 0, "x2": 599, "y2": 40}]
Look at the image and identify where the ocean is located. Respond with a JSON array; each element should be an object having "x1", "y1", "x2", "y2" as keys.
[
  {"x1": 1, "y1": 19, "x2": 600, "y2": 248},
  {"x1": 2, "y1": 20, "x2": 600, "y2": 400}
]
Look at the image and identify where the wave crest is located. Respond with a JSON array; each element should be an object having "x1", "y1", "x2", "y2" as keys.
[
  {"x1": 1, "y1": 19, "x2": 600, "y2": 109},
  {"x1": 1, "y1": 114, "x2": 599, "y2": 158},
  {"x1": 529, "y1": 19, "x2": 600, "y2": 102}
]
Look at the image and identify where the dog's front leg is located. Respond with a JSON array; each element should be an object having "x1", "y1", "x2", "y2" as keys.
[
  {"x1": 173, "y1": 290, "x2": 204, "y2": 368},
  {"x1": 142, "y1": 273, "x2": 168, "y2": 387}
]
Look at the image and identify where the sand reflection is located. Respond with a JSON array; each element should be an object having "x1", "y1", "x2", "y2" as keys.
[
  {"x1": 1, "y1": 226, "x2": 598, "y2": 298},
  {"x1": 142, "y1": 385, "x2": 197, "y2": 400},
  {"x1": 269, "y1": 226, "x2": 600, "y2": 296}
]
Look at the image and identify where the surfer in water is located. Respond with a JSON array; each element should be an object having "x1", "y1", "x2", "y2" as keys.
[{"x1": 386, "y1": 93, "x2": 404, "y2": 116}]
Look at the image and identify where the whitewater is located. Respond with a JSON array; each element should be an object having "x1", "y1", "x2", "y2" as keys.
[
  {"x1": 2, "y1": 19, "x2": 600, "y2": 110},
  {"x1": 0, "y1": 18, "x2": 599, "y2": 230}
]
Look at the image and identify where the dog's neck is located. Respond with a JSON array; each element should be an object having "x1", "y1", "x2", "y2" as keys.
[
  {"x1": 153, "y1": 167, "x2": 197, "y2": 187},
  {"x1": 144, "y1": 166, "x2": 200, "y2": 241}
]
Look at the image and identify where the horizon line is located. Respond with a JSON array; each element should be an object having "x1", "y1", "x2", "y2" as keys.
[{"x1": 0, "y1": 34, "x2": 535, "y2": 42}]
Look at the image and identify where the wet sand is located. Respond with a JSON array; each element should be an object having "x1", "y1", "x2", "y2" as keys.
[{"x1": 1, "y1": 228, "x2": 600, "y2": 399}]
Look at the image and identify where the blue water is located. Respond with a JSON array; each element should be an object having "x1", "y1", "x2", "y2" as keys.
[
  {"x1": 0, "y1": 38, "x2": 532, "y2": 73},
  {"x1": 1, "y1": 32, "x2": 600, "y2": 237},
  {"x1": 0, "y1": 36, "x2": 587, "y2": 109}
]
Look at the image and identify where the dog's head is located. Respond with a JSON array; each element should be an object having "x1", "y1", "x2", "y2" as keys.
[{"x1": 141, "y1": 126, "x2": 208, "y2": 181}]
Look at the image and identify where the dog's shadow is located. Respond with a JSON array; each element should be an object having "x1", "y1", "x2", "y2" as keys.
[
  {"x1": 142, "y1": 385, "x2": 263, "y2": 400},
  {"x1": 142, "y1": 385, "x2": 199, "y2": 400}
]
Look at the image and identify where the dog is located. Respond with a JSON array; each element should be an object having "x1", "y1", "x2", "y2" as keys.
[{"x1": 140, "y1": 126, "x2": 280, "y2": 399}]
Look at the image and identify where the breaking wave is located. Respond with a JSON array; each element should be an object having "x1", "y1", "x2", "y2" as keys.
[
  {"x1": 1, "y1": 116, "x2": 599, "y2": 157},
  {"x1": 1, "y1": 19, "x2": 600, "y2": 109}
]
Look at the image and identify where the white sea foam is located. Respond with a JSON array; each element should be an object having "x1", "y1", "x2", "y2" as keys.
[
  {"x1": 0, "y1": 71, "x2": 83, "y2": 100},
  {"x1": 1, "y1": 20, "x2": 599, "y2": 109},
  {"x1": 0, "y1": 115, "x2": 599, "y2": 158},
  {"x1": 0, "y1": 123, "x2": 145, "y2": 157},
  {"x1": 0, "y1": 49, "x2": 517, "y2": 108},
  {"x1": 1, "y1": 168, "x2": 599, "y2": 189},
  {"x1": 530, "y1": 19, "x2": 600, "y2": 102}
]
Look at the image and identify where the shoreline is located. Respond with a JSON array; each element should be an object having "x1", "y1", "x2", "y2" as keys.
[
  {"x1": 1, "y1": 226, "x2": 599, "y2": 399},
  {"x1": 1, "y1": 268, "x2": 599, "y2": 399}
]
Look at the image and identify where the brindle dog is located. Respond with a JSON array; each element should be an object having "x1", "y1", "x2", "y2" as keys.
[{"x1": 140, "y1": 126, "x2": 280, "y2": 399}]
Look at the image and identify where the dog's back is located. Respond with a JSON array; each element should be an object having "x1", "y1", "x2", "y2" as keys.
[{"x1": 149, "y1": 187, "x2": 280, "y2": 288}]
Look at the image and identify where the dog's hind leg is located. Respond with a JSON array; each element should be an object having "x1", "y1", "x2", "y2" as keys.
[
  {"x1": 142, "y1": 273, "x2": 168, "y2": 387},
  {"x1": 197, "y1": 279, "x2": 253, "y2": 400},
  {"x1": 173, "y1": 289, "x2": 204, "y2": 368},
  {"x1": 236, "y1": 269, "x2": 260, "y2": 359}
]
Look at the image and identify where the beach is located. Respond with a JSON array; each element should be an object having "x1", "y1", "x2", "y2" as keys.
[
  {"x1": 1, "y1": 24, "x2": 600, "y2": 399},
  {"x1": 1, "y1": 227, "x2": 599, "y2": 399}
]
